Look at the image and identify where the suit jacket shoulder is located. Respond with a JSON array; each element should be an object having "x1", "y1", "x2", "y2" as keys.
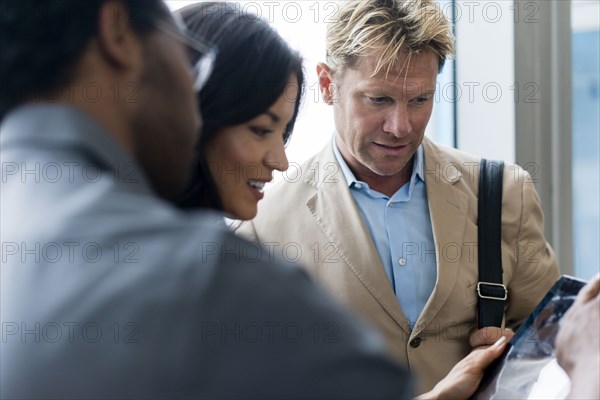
[{"x1": 1, "y1": 107, "x2": 411, "y2": 399}]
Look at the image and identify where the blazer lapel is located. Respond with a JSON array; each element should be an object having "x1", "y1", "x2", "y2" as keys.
[
  {"x1": 414, "y1": 137, "x2": 469, "y2": 335},
  {"x1": 305, "y1": 141, "x2": 411, "y2": 334}
]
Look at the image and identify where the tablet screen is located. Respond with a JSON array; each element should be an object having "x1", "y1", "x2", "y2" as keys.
[{"x1": 472, "y1": 275, "x2": 586, "y2": 400}]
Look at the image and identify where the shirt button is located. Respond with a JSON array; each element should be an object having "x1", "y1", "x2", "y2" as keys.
[
  {"x1": 409, "y1": 337, "x2": 421, "y2": 348},
  {"x1": 354, "y1": 183, "x2": 362, "y2": 189},
  {"x1": 398, "y1": 258, "x2": 407, "y2": 266}
]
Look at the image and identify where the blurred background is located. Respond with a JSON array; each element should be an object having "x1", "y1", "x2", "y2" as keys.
[{"x1": 167, "y1": 0, "x2": 599, "y2": 280}]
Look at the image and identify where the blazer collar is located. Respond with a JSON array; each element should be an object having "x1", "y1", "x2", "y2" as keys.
[
  {"x1": 413, "y1": 137, "x2": 469, "y2": 336},
  {"x1": 305, "y1": 140, "x2": 411, "y2": 333},
  {"x1": 304, "y1": 137, "x2": 471, "y2": 336}
]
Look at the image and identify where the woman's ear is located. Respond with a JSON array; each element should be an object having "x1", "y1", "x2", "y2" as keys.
[
  {"x1": 96, "y1": 1, "x2": 143, "y2": 71},
  {"x1": 316, "y1": 63, "x2": 336, "y2": 105}
]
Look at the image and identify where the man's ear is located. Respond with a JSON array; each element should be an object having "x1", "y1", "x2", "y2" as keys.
[
  {"x1": 96, "y1": 1, "x2": 143, "y2": 71},
  {"x1": 317, "y1": 63, "x2": 336, "y2": 105}
]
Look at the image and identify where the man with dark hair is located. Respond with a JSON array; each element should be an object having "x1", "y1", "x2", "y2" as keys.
[
  {"x1": 1, "y1": 0, "x2": 200, "y2": 199},
  {"x1": 1, "y1": 1, "x2": 505, "y2": 398}
]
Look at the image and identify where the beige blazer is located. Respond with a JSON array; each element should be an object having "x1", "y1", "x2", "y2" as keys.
[{"x1": 238, "y1": 136, "x2": 559, "y2": 394}]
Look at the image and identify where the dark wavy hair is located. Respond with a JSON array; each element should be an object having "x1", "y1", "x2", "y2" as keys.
[
  {"x1": 0, "y1": 0, "x2": 169, "y2": 121},
  {"x1": 177, "y1": 2, "x2": 305, "y2": 210}
]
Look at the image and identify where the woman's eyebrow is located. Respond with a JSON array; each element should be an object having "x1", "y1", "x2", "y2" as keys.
[{"x1": 265, "y1": 110, "x2": 281, "y2": 123}]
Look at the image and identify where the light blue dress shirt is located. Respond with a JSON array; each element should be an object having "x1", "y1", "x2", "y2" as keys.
[{"x1": 332, "y1": 137, "x2": 437, "y2": 326}]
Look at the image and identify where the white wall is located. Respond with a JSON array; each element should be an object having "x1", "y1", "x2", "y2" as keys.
[{"x1": 455, "y1": 0, "x2": 516, "y2": 163}]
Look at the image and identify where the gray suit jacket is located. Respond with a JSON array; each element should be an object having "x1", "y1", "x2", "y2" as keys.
[{"x1": 0, "y1": 105, "x2": 411, "y2": 399}]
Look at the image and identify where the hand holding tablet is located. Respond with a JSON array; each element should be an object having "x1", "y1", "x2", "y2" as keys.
[
  {"x1": 556, "y1": 274, "x2": 600, "y2": 400},
  {"x1": 472, "y1": 275, "x2": 590, "y2": 399}
]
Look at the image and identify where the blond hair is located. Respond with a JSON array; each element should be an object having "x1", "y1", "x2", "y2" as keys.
[{"x1": 326, "y1": 0, "x2": 455, "y2": 76}]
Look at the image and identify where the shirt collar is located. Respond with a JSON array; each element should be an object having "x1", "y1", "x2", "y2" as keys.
[
  {"x1": 332, "y1": 134, "x2": 425, "y2": 191},
  {"x1": 332, "y1": 134, "x2": 358, "y2": 188}
]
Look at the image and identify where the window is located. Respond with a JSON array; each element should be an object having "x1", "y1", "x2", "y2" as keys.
[{"x1": 572, "y1": 0, "x2": 600, "y2": 279}]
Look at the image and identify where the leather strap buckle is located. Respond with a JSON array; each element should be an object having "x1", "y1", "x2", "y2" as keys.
[{"x1": 477, "y1": 282, "x2": 508, "y2": 301}]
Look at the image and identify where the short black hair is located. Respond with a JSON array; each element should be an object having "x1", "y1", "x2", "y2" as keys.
[
  {"x1": 0, "y1": 0, "x2": 169, "y2": 120},
  {"x1": 177, "y1": 2, "x2": 305, "y2": 211}
]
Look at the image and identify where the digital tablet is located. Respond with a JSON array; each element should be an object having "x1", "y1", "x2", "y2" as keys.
[{"x1": 472, "y1": 275, "x2": 587, "y2": 400}]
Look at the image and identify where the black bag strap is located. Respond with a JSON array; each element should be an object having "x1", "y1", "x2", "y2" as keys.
[{"x1": 477, "y1": 159, "x2": 507, "y2": 329}]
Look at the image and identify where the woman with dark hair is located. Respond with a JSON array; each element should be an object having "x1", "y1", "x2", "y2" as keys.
[{"x1": 177, "y1": 2, "x2": 304, "y2": 220}]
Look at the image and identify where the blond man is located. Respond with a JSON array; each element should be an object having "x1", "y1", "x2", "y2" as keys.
[{"x1": 239, "y1": 0, "x2": 559, "y2": 393}]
